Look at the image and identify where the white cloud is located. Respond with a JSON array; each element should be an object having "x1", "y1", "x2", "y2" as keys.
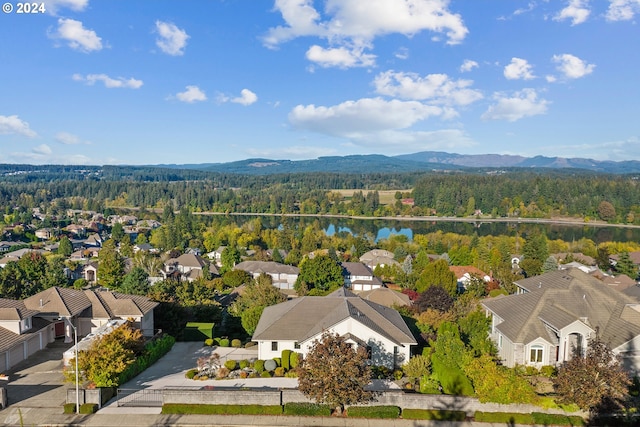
[
  {"x1": 289, "y1": 97, "x2": 447, "y2": 140},
  {"x1": 460, "y1": 59, "x2": 478, "y2": 73},
  {"x1": 606, "y1": 0, "x2": 640, "y2": 21},
  {"x1": 306, "y1": 45, "x2": 376, "y2": 68},
  {"x1": 264, "y1": 0, "x2": 468, "y2": 68},
  {"x1": 482, "y1": 89, "x2": 549, "y2": 122},
  {"x1": 155, "y1": 21, "x2": 189, "y2": 56},
  {"x1": 504, "y1": 57, "x2": 535, "y2": 80},
  {"x1": 373, "y1": 71, "x2": 483, "y2": 107},
  {"x1": 0, "y1": 115, "x2": 37, "y2": 137},
  {"x1": 394, "y1": 47, "x2": 409, "y2": 60},
  {"x1": 552, "y1": 53, "x2": 595, "y2": 79},
  {"x1": 174, "y1": 85, "x2": 207, "y2": 103},
  {"x1": 72, "y1": 73, "x2": 143, "y2": 89},
  {"x1": 50, "y1": 18, "x2": 102, "y2": 52},
  {"x1": 55, "y1": 132, "x2": 91, "y2": 145},
  {"x1": 33, "y1": 144, "x2": 52, "y2": 155},
  {"x1": 554, "y1": 0, "x2": 590, "y2": 25},
  {"x1": 44, "y1": 0, "x2": 88, "y2": 14},
  {"x1": 231, "y1": 89, "x2": 258, "y2": 106}
]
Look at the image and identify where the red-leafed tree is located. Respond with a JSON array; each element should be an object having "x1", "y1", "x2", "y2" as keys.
[{"x1": 298, "y1": 331, "x2": 373, "y2": 414}]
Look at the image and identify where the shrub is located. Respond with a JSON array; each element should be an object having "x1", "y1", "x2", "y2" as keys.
[
  {"x1": 273, "y1": 357, "x2": 281, "y2": 367},
  {"x1": 393, "y1": 370, "x2": 403, "y2": 381},
  {"x1": 402, "y1": 354, "x2": 431, "y2": 380},
  {"x1": 79, "y1": 403, "x2": 98, "y2": 414},
  {"x1": 63, "y1": 403, "x2": 76, "y2": 414},
  {"x1": 224, "y1": 360, "x2": 237, "y2": 370},
  {"x1": 248, "y1": 372, "x2": 258, "y2": 378},
  {"x1": 260, "y1": 370, "x2": 272, "y2": 378},
  {"x1": 239, "y1": 359, "x2": 249, "y2": 369},
  {"x1": 213, "y1": 337, "x2": 221, "y2": 345},
  {"x1": 488, "y1": 289, "x2": 508, "y2": 298},
  {"x1": 290, "y1": 352, "x2": 300, "y2": 368},
  {"x1": 239, "y1": 371, "x2": 248, "y2": 379},
  {"x1": 402, "y1": 409, "x2": 466, "y2": 421},
  {"x1": 204, "y1": 338, "x2": 214, "y2": 346},
  {"x1": 244, "y1": 341, "x2": 257, "y2": 348},
  {"x1": 371, "y1": 365, "x2": 390, "y2": 379},
  {"x1": 254, "y1": 360, "x2": 265, "y2": 373},
  {"x1": 219, "y1": 338, "x2": 230, "y2": 347},
  {"x1": 185, "y1": 369, "x2": 198, "y2": 379},
  {"x1": 162, "y1": 404, "x2": 283, "y2": 415},
  {"x1": 285, "y1": 370, "x2": 298, "y2": 378},
  {"x1": 264, "y1": 359, "x2": 277, "y2": 372},
  {"x1": 419, "y1": 375, "x2": 441, "y2": 394},
  {"x1": 274, "y1": 367, "x2": 285, "y2": 377},
  {"x1": 231, "y1": 339, "x2": 242, "y2": 348},
  {"x1": 347, "y1": 406, "x2": 400, "y2": 419},
  {"x1": 216, "y1": 367, "x2": 229, "y2": 379},
  {"x1": 540, "y1": 365, "x2": 557, "y2": 377},
  {"x1": 283, "y1": 402, "x2": 331, "y2": 416},
  {"x1": 281, "y1": 349, "x2": 292, "y2": 370}
]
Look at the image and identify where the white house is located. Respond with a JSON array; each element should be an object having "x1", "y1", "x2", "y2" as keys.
[
  {"x1": 234, "y1": 260, "x2": 299, "y2": 290},
  {"x1": 252, "y1": 288, "x2": 416, "y2": 369},
  {"x1": 342, "y1": 262, "x2": 384, "y2": 292}
]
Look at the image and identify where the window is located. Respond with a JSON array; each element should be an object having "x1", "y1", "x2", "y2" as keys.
[
  {"x1": 294, "y1": 342, "x2": 300, "y2": 350},
  {"x1": 271, "y1": 341, "x2": 278, "y2": 351},
  {"x1": 530, "y1": 345, "x2": 543, "y2": 363}
]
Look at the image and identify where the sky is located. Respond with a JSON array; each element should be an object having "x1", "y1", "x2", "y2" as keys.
[{"x1": 1, "y1": 0, "x2": 639, "y2": 166}]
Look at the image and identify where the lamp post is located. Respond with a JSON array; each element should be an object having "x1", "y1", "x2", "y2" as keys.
[{"x1": 62, "y1": 317, "x2": 79, "y2": 415}]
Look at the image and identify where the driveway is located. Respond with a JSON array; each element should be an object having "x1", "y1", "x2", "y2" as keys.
[{"x1": 117, "y1": 341, "x2": 299, "y2": 390}]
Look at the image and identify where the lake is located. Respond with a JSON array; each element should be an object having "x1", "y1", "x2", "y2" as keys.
[{"x1": 206, "y1": 214, "x2": 640, "y2": 244}]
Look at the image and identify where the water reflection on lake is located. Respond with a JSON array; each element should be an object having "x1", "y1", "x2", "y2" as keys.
[{"x1": 214, "y1": 215, "x2": 640, "y2": 244}]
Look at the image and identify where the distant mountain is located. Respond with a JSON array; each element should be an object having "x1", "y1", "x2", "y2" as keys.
[
  {"x1": 151, "y1": 152, "x2": 640, "y2": 175},
  {"x1": 158, "y1": 155, "x2": 464, "y2": 175},
  {"x1": 394, "y1": 151, "x2": 640, "y2": 173}
]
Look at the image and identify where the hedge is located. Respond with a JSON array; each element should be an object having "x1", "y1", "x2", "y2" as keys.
[
  {"x1": 283, "y1": 402, "x2": 331, "y2": 416},
  {"x1": 183, "y1": 322, "x2": 214, "y2": 341},
  {"x1": 474, "y1": 411, "x2": 585, "y2": 426},
  {"x1": 532, "y1": 412, "x2": 585, "y2": 426},
  {"x1": 401, "y1": 409, "x2": 466, "y2": 421},
  {"x1": 118, "y1": 334, "x2": 176, "y2": 385},
  {"x1": 79, "y1": 403, "x2": 99, "y2": 414},
  {"x1": 474, "y1": 411, "x2": 533, "y2": 424},
  {"x1": 63, "y1": 403, "x2": 76, "y2": 414},
  {"x1": 162, "y1": 404, "x2": 283, "y2": 415},
  {"x1": 281, "y1": 350, "x2": 292, "y2": 370},
  {"x1": 347, "y1": 406, "x2": 400, "y2": 419}
]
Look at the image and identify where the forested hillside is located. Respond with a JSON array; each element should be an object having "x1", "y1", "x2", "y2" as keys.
[{"x1": 1, "y1": 164, "x2": 639, "y2": 224}]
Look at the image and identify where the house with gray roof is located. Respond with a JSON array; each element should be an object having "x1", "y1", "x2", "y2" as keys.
[
  {"x1": 252, "y1": 288, "x2": 416, "y2": 369},
  {"x1": 342, "y1": 262, "x2": 384, "y2": 292},
  {"x1": 234, "y1": 260, "x2": 299, "y2": 291},
  {"x1": 482, "y1": 268, "x2": 640, "y2": 373},
  {"x1": 359, "y1": 249, "x2": 399, "y2": 270}
]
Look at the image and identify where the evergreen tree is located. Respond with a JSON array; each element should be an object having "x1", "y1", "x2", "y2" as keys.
[{"x1": 98, "y1": 239, "x2": 124, "y2": 289}]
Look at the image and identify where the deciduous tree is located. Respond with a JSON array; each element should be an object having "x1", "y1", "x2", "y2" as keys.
[
  {"x1": 553, "y1": 333, "x2": 631, "y2": 412},
  {"x1": 298, "y1": 331, "x2": 373, "y2": 414},
  {"x1": 295, "y1": 254, "x2": 343, "y2": 294}
]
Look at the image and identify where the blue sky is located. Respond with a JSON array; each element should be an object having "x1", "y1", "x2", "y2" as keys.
[{"x1": 1, "y1": 0, "x2": 639, "y2": 165}]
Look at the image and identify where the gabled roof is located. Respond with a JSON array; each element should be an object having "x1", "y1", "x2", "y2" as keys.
[
  {"x1": 234, "y1": 260, "x2": 299, "y2": 275},
  {"x1": 0, "y1": 298, "x2": 40, "y2": 320},
  {"x1": 253, "y1": 294, "x2": 416, "y2": 346},
  {"x1": 342, "y1": 262, "x2": 374, "y2": 277},
  {"x1": 358, "y1": 287, "x2": 411, "y2": 308},
  {"x1": 482, "y1": 268, "x2": 640, "y2": 349},
  {"x1": 88, "y1": 290, "x2": 158, "y2": 317},
  {"x1": 175, "y1": 253, "x2": 207, "y2": 269},
  {"x1": 24, "y1": 287, "x2": 91, "y2": 317},
  {"x1": 449, "y1": 265, "x2": 489, "y2": 280}
]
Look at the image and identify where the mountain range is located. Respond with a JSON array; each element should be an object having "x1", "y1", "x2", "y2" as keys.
[{"x1": 155, "y1": 151, "x2": 640, "y2": 175}]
